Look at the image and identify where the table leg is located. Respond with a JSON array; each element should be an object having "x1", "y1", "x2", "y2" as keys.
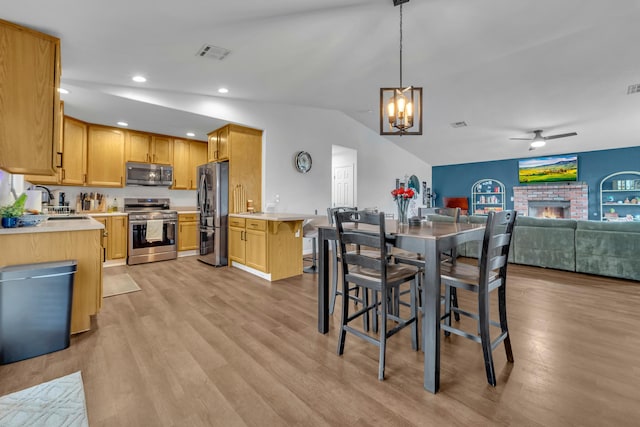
[
  {"x1": 423, "y1": 241, "x2": 441, "y2": 393},
  {"x1": 318, "y1": 228, "x2": 330, "y2": 333}
]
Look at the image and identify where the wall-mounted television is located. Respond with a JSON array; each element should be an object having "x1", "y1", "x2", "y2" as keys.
[{"x1": 518, "y1": 154, "x2": 578, "y2": 184}]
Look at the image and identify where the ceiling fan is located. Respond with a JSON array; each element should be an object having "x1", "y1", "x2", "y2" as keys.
[{"x1": 510, "y1": 129, "x2": 578, "y2": 150}]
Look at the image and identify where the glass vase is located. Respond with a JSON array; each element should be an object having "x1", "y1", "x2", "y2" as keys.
[{"x1": 397, "y1": 201, "x2": 409, "y2": 225}]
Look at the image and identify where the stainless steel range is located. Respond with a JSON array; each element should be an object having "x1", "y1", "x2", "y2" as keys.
[{"x1": 124, "y1": 198, "x2": 178, "y2": 265}]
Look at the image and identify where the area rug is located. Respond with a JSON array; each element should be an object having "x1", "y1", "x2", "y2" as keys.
[
  {"x1": 103, "y1": 273, "x2": 141, "y2": 297},
  {"x1": 0, "y1": 371, "x2": 89, "y2": 427}
]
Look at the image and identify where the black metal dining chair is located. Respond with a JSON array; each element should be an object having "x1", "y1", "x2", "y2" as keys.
[
  {"x1": 440, "y1": 210, "x2": 517, "y2": 387},
  {"x1": 334, "y1": 210, "x2": 420, "y2": 380},
  {"x1": 327, "y1": 206, "x2": 358, "y2": 315}
]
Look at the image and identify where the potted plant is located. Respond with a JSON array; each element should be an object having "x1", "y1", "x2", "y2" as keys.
[{"x1": 0, "y1": 193, "x2": 27, "y2": 228}]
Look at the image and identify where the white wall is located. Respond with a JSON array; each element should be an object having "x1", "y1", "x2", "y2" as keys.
[{"x1": 99, "y1": 88, "x2": 433, "y2": 217}]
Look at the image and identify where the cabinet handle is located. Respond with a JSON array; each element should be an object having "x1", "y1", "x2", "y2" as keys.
[
  {"x1": 83, "y1": 173, "x2": 87, "y2": 184},
  {"x1": 153, "y1": 153, "x2": 156, "y2": 162},
  {"x1": 62, "y1": 169, "x2": 66, "y2": 180},
  {"x1": 120, "y1": 176, "x2": 123, "y2": 185},
  {"x1": 56, "y1": 152, "x2": 63, "y2": 168},
  {"x1": 103, "y1": 247, "x2": 106, "y2": 262},
  {"x1": 146, "y1": 153, "x2": 150, "y2": 162}
]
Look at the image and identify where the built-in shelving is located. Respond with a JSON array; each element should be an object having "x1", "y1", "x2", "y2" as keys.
[
  {"x1": 471, "y1": 179, "x2": 505, "y2": 215},
  {"x1": 599, "y1": 171, "x2": 640, "y2": 221}
]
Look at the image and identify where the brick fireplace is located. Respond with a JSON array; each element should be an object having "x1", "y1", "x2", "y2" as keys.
[{"x1": 513, "y1": 183, "x2": 588, "y2": 220}]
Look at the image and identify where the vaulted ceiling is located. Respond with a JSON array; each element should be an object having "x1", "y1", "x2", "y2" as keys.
[{"x1": 3, "y1": 0, "x2": 640, "y2": 165}]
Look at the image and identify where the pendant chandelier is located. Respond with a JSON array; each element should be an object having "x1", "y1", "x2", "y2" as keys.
[{"x1": 380, "y1": 0, "x2": 422, "y2": 136}]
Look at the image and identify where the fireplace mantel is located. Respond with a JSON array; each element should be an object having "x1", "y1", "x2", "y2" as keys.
[{"x1": 513, "y1": 183, "x2": 588, "y2": 220}]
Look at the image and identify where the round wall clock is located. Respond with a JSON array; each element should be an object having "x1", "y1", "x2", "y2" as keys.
[{"x1": 294, "y1": 151, "x2": 312, "y2": 173}]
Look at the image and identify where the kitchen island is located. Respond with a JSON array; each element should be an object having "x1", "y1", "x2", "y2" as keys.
[
  {"x1": 0, "y1": 217, "x2": 104, "y2": 334},
  {"x1": 228, "y1": 213, "x2": 309, "y2": 281}
]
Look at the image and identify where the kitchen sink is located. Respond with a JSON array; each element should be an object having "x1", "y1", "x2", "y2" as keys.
[{"x1": 47, "y1": 215, "x2": 91, "y2": 221}]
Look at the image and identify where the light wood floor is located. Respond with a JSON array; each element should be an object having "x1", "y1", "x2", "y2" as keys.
[{"x1": 1, "y1": 257, "x2": 640, "y2": 426}]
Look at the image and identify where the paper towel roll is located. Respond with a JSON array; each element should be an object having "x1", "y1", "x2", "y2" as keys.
[{"x1": 24, "y1": 190, "x2": 42, "y2": 213}]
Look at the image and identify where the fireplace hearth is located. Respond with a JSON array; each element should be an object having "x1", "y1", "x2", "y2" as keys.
[
  {"x1": 528, "y1": 200, "x2": 570, "y2": 218},
  {"x1": 513, "y1": 183, "x2": 588, "y2": 220}
]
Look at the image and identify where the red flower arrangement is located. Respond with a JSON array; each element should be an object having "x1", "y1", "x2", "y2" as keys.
[
  {"x1": 391, "y1": 186, "x2": 415, "y2": 223},
  {"x1": 391, "y1": 187, "x2": 415, "y2": 200}
]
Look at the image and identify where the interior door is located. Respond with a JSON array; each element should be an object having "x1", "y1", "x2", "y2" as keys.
[{"x1": 333, "y1": 164, "x2": 354, "y2": 207}]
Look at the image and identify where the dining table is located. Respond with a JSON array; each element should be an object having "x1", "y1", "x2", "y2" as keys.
[{"x1": 316, "y1": 218, "x2": 486, "y2": 393}]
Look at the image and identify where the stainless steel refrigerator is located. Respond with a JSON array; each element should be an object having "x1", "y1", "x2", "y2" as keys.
[{"x1": 197, "y1": 161, "x2": 229, "y2": 266}]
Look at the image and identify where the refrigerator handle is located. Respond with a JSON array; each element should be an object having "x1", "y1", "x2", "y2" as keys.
[{"x1": 198, "y1": 172, "x2": 207, "y2": 216}]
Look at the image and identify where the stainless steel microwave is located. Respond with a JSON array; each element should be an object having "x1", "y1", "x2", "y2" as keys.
[{"x1": 125, "y1": 162, "x2": 173, "y2": 186}]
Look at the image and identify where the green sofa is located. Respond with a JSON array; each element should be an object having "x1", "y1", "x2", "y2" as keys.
[
  {"x1": 424, "y1": 213, "x2": 640, "y2": 281},
  {"x1": 575, "y1": 220, "x2": 640, "y2": 281},
  {"x1": 511, "y1": 216, "x2": 577, "y2": 272}
]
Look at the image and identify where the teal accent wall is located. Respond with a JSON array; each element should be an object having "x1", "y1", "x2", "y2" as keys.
[{"x1": 432, "y1": 146, "x2": 640, "y2": 220}]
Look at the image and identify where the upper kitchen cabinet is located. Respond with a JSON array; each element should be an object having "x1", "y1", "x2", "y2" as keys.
[
  {"x1": 208, "y1": 126, "x2": 228, "y2": 162},
  {"x1": 86, "y1": 125, "x2": 125, "y2": 187},
  {"x1": 189, "y1": 141, "x2": 207, "y2": 189},
  {"x1": 209, "y1": 124, "x2": 262, "y2": 213},
  {"x1": 24, "y1": 101, "x2": 64, "y2": 184},
  {"x1": 172, "y1": 138, "x2": 207, "y2": 190},
  {"x1": 126, "y1": 132, "x2": 173, "y2": 164},
  {"x1": 0, "y1": 19, "x2": 61, "y2": 175},
  {"x1": 61, "y1": 116, "x2": 88, "y2": 186}
]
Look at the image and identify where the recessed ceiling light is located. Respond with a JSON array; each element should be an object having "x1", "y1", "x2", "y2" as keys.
[
  {"x1": 132, "y1": 75, "x2": 147, "y2": 83},
  {"x1": 186, "y1": 132, "x2": 195, "y2": 137},
  {"x1": 57, "y1": 88, "x2": 70, "y2": 94},
  {"x1": 117, "y1": 121, "x2": 129, "y2": 127},
  {"x1": 218, "y1": 88, "x2": 229, "y2": 94}
]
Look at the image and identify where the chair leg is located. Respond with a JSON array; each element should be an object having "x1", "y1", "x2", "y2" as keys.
[
  {"x1": 451, "y1": 288, "x2": 460, "y2": 321},
  {"x1": 362, "y1": 287, "x2": 370, "y2": 332},
  {"x1": 478, "y1": 290, "x2": 496, "y2": 387},
  {"x1": 499, "y1": 285, "x2": 514, "y2": 363},
  {"x1": 372, "y1": 290, "x2": 379, "y2": 333},
  {"x1": 329, "y1": 250, "x2": 339, "y2": 315},
  {"x1": 410, "y1": 278, "x2": 419, "y2": 351},
  {"x1": 443, "y1": 285, "x2": 452, "y2": 337},
  {"x1": 378, "y1": 289, "x2": 388, "y2": 381},
  {"x1": 303, "y1": 237, "x2": 318, "y2": 273},
  {"x1": 337, "y1": 280, "x2": 349, "y2": 356}
]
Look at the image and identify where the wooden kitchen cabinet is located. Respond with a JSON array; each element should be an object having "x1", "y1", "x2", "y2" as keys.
[
  {"x1": 24, "y1": 101, "x2": 65, "y2": 184},
  {"x1": 61, "y1": 116, "x2": 88, "y2": 185},
  {"x1": 228, "y1": 215, "x2": 303, "y2": 280},
  {"x1": 126, "y1": 132, "x2": 173, "y2": 164},
  {"x1": 92, "y1": 215, "x2": 128, "y2": 260},
  {"x1": 0, "y1": 228, "x2": 103, "y2": 334},
  {"x1": 0, "y1": 19, "x2": 61, "y2": 176},
  {"x1": 178, "y1": 213, "x2": 199, "y2": 251},
  {"x1": 207, "y1": 126, "x2": 229, "y2": 162},
  {"x1": 87, "y1": 125, "x2": 125, "y2": 187},
  {"x1": 172, "y1": 138, "x2": 207, "y2": 190},
  {"x1": 245, "y1": 220, "x2": 268, "y2": 272},
  {"x1": 190, "y1": 141, "x2": 208, "y2": 189},
  {"x1": 228, "y1": 217, "x2": 246, "y2": 263},
  {"x1": 208, "y1": 124, "x2": 262, "y2": 213},
  {"x1": 228, "y1": 217, "x2": 267, "y2": 271}
]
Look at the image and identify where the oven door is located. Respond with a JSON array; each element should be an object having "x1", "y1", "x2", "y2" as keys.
[{"x1": 129, "y1": 219, "x2": 177, "y2": 256}]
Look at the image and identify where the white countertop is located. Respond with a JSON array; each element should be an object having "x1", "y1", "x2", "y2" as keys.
[
  {"x1": 87, "y1": 212, "x2": 128, "y2": 217},
  {"x1": 229, "y1": 212, "x2": 316, "y2": 221},
  {"x1": 0, "y1": 217, "x2": 105, "y2": 235}
]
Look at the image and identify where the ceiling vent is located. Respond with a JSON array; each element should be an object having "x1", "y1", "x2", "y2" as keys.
[
  {"x1": 450, "y1": 121, "x2": 468, "y2": 128},
  {"x1": 196, "y1": 44, "x2": 231, "y2": 60},
  {"x1": 627, "y1": 84, "x2": 640, "y2": 95}
]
